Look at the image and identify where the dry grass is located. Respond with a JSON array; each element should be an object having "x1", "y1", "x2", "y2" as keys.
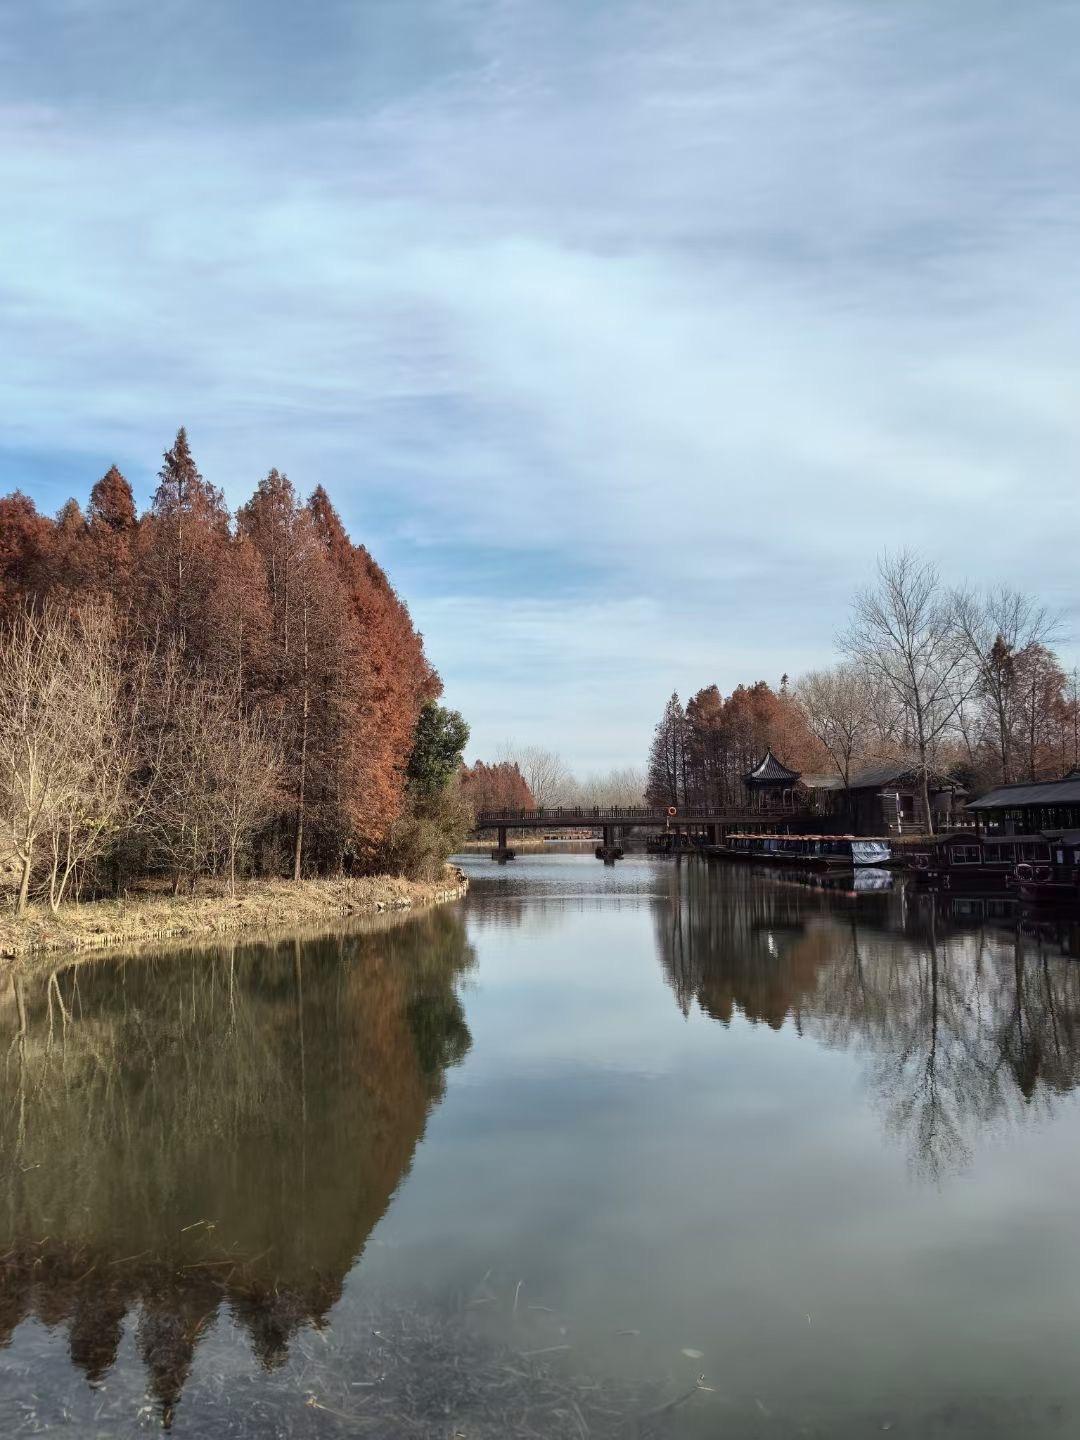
[{"x1": 0, "y1": 868, "x2": 468, "y2": 968}]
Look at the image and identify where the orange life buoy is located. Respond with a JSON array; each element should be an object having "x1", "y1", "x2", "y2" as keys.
[{"x1": 667, "y1": 806, "x2": 677, "y2": 817}]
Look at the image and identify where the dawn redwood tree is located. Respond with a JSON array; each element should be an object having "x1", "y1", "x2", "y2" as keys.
[
  {"x1": 460, "y1": 761, "x2": 534, "y2": 813},
  {"x1": 135, "y1": 428, "x2": 230, "y2": 662},
  {"x1": 647, "y1": 693, "x2": 689, "y2": 808},
  {"x1": 0, "y1": 492, "x2": 53, "y2": 621},
  {"x1": 85, "y1": 465, "x2": 139, "y2": 607},
  {"x1": 307, "y1": 485, "x2": 437, "y2": 866},
  {"x1": 88, "y1": 465, "x2": 137, "y2": 532},
  {"x1": 239, "y1": 472, "x2": 337, "y2": 877}
]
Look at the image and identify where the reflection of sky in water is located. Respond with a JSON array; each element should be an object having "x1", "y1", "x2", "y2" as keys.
[{"x1": 4, "y1": 854, "x2": 1080, "y2": 1435}]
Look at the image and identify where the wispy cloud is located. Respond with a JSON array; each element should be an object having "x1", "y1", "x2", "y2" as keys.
[{"x1": 2, "y1": 1, "x2": 1078, "y2": 766}]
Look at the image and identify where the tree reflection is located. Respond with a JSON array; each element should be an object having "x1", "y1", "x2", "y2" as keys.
[
  {"x1": 0, "y1": 907, "x2": 474, "y2": 1424},
  {"x1": 655, "y1": 865, "x2": 1080, "y2": 1178}
]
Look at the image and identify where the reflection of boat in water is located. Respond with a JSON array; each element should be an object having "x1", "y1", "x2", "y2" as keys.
[
  {"x1": 718, "y1": 834, "x2": 892, "y2": 868},
  {"x1": 772, "y1": 865, "x2": 895, "y2": 897}
]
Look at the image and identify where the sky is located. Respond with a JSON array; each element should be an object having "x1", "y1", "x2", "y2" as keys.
[{"x1": 1, "y1": 0, "x2": 1079, "y2": 772}]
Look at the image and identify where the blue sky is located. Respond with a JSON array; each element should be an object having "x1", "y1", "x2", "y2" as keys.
[{"x1": 2, "y1": 1, "x2": 1079, "y2": 771}]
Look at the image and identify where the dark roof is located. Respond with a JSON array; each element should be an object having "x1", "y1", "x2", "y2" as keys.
[
  {"x1": 968, "y1": 775, "x2": 1080, "y2": 810},
  {"x1": 801, "y1": 761, "x2": 962, "y2": 793},
  {"x1": 743, "y1": 749, "x2": 801, "y2": 785}
]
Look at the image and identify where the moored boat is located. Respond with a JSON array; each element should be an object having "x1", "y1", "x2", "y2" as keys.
[
  {"x1": 1015, "y1": 831, "x2": 1080, "y2": 904},
  {"x1": 720, "y1": 834, "x2": 892, "y2": 868},
  {"x1": 909, "y1": 833, "x2": 1047, "y2": 892}
]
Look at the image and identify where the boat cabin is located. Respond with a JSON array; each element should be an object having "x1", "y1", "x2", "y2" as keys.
[
  {"x1": 910, "y1": 833, "x2": 1052, "y2": 891},
  {"x1": 724, "y1": 833, "x2": 892, "y2": 868}
]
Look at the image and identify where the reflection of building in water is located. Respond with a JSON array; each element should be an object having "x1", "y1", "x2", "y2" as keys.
[
  {"x1": 655, "y1": 864, "x2": 1080, "y2": 1176},
  {"x1": 0, "y1": 907, "x2": 474, "y2": 1424}
]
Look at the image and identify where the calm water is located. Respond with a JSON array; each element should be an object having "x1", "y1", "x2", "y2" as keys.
[{"x1": 4, "y1": 855, "x2": 1080, "y2": 1437}]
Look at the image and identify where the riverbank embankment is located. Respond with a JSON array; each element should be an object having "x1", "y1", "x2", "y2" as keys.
[{"x1": 0, "y1": 868, "x2": 468, "y2": 968}]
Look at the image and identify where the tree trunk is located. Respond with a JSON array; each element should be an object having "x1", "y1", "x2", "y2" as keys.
[
  {"x1": 919, "y1": 743, "x2": 934, "y2": 837},
  {"x1": 16, "y1": 851, "x2": 32, "y2": 915},
  {"x1": 293, "y1": 602, "x2": 310, "y2": 883}
]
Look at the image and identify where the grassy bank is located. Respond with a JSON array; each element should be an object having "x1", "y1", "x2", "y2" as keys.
[{"x1": 0, "y1": 868, "x2": 468, "y2": 967}]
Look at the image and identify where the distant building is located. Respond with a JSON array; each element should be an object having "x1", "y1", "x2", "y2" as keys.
[{"x1": 966, "y1": 769, "x2": 1080, "y2": 834}]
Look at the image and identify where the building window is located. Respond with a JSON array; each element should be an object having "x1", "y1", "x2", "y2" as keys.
[{"x1": 950, "y1": 845, "x2": 981, "y2": 865}]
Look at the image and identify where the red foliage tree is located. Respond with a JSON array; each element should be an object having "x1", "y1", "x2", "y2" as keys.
[
  {"x1": 460, "y1": 761, "x2": 534, "y2": 813},
  {"x1": 0, "y1": 431, "x2": 443, "y2": 884},
  {"x1": 0, "y1": 492, "x2": 53, "y2": 620}
]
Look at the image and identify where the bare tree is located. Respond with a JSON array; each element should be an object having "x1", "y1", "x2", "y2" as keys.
[
  {"x1": 568, "y1": 766, "x2": 647, "y2": 808},
  {"x1": 953, "y1": 584, "x2": 1062, "y2": 785},
  {"x1": 42, "y1": 606, "x2": 143, "y2": 910},
  {"x1": 503, "y1": 744, "x2": 572, "y2": 809},
  {"x1": 0, "y1": 606, "x2": 74, "y2": 911},
  {"x1": 204, "y1": 684, "x2": 284, "y2": 893},
  {"x1": 795, "y1": 664, "x2": 877, "y2": 818},
  {"x1": 144, "y1": 666, "x2": 283, "y2": 893},
  {"x1": 841, "y1": 551, "x2": 973, "y2": 834},
  {"x1": 0, "y1": 603, "x2": 136, "y2": 913}
]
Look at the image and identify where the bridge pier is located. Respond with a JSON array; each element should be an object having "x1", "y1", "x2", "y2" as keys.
[
  {"x1": 491, "y1": 824, "x2": 516, "y2": 862},
  {"x1": 595, "y1": 822, "x2": 624, "y2": 864}
]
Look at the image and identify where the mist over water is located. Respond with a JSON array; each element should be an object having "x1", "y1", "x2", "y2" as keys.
[{"x1": 3, "y1": 855, "x2": 1080, "y2": 1436}]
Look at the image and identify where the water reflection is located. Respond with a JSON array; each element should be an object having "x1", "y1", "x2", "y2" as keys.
[
  {"x1": 656, "y1": 863, "x2": 1080, "y2": 1176},
  {"x1": 0, "y1": 907, "x2": 474, "y2": 1423}
]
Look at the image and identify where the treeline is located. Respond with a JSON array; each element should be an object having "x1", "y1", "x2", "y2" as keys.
[
  {"x1": 647, "y1": 681, "x2": 825, "y2": 812},
  {"x1": 461, "y1": 748, "x2": 647, "y2": 812},
  {"x1": 647, "y1": 551, "x2": 1077, "y2": 827},
  {"x1": 0, "y1": 430, "x2": 470, "y2": 912}
]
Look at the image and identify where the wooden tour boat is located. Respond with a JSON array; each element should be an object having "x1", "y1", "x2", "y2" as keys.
[
  {"x1": 909, "y1": 833, "x2": 1049, "y2": 892},
  {"x1": 1015, "y1": 832, "x2": 1080, "y2": 904},
  {"x1": 911, "y1": 830, "x2": 1080, "y2": 906},
  {"x1": 721, "y1": 834, "x2": 892, "y2": 868}
]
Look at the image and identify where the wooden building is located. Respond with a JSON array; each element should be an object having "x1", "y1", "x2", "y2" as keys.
[
  {"x1": 966, "y1": 769, "x2": 1080, "y2": 834},
  {"x1": 799, "y1": 761, "x2": 966, "y2": 836},
  {"x1": 739, "y1": 751, "x2": 963, "y2": 835},
  {"x1": 742, "y1": 749, "x2": 802, "y2": 815}
]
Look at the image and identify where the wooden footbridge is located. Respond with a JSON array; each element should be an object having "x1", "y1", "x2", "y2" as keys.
[{"x1": 473, "y1": 805, "x2": 800, "y2": 861}]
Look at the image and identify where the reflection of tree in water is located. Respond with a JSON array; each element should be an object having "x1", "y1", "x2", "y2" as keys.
[
  {"x1": 0, "y1": 906, "x2": 474, "y2": 1425},
  {"x1": 655, "y1": 865, "x2": 1080, "y2": 1178}
]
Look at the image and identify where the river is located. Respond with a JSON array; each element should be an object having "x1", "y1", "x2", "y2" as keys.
[{"x1": 3, "y1": 853, "x2": 1080, "y2": 1437}]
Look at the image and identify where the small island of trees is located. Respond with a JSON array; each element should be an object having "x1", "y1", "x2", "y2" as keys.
[{"x1": 0, "y1": 430, "x2": 471, "y2": 916}]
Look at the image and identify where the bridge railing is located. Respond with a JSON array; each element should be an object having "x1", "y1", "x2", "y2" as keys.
[{"x1": 475, "y1": 806, "x2": 668, "y2": 825}]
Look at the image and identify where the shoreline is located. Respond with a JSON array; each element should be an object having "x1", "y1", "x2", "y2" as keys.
[{"x1": 0, "y1": 868, "x2": 468, "y2": 970}]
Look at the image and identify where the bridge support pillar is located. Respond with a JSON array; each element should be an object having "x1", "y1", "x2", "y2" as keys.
[
  {"x1": 492, "y1": 824, "x2": 516, "y2": 862},
  {"x1": 596, "y1": 822, "x2": 624, "y2": 864}
]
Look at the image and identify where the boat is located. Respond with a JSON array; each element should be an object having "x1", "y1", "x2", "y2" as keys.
[
  {"x1": 720, "y1": 834, "x2": 892, "y2": 868},
  {"x1": 1015, "y1": 831, "x2": 1080, "y2": 904},
  {"x1": 910, "y1": 833, "x2": 1052, "y2": 892}
]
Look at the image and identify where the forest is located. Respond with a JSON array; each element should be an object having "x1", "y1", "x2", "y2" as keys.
[
  {"x1": 0, "y1": 430, "x2": 471, "y2": 913},
  {"x1": 646, "y1": 551, "x2": 1078, "y2": 828}
]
